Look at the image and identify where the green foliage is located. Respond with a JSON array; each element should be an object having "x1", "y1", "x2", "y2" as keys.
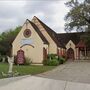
[
  {"x1": 43, "y1": 59, "x2": 59, "y2": 66},
  {"x1": 0, "y1": 55, "x2": 8, "y2": 63},
  {"x1": 65, "y1": 0, "x2": 90, "y2": 32},
  {"x1": 43, "y1": 59, "x2": 49, "y2": 65},
  {"x1": 58, "y1": 57, "x2": 66, "y2": 64},
  {"x1": 47, "y1": 54, "x2": 58, "y2": 60},
  {"x1": 86, "y1": 36, "x2": 90, "y2": 47},
  {"x1": 0, "y1": 54, "x2": 2, "y2": 62},
  {"x1": 47, "y1": 59, "x2": 59, "y2": 66},
  {"x1": 65, "y1": 0, "x2": 90, "y2": 47},
  {"x1": 0, "y1": 63, "x2": 55, "y2": 79},
  {"x1": 25, "y1": 57, "x2": 32, "y2": 65},
  {"x1": 43, "y1": 54, "x2": 66, "y2": 66},
  {"x1": 0, "y1": 26, "x2": 21, "y2": 55},
  {"x1": 80, "y1": 33, "x2": 90, "y2": 47}
]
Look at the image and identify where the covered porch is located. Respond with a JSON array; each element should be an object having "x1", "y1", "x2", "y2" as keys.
[{"x1": 76, "y1": 40, "x2": 90, "y2": 60}]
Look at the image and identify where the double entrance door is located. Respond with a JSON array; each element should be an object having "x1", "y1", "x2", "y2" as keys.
[{"x1": 67, "y1": 48, "x2": 74, "y2": 60}]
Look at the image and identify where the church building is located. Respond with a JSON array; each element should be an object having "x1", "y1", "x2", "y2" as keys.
[{"x1": 12, "y1": 16, "x2": 90, "y2": 64}]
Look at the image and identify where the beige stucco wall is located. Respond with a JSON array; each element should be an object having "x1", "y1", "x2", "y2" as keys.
[
  {"x1": 12, "y1": 20, "x2": 46, "y2": 63},
  {"x1": 32, "y1": 17, "x2": 58, "y2": 54},
  {"x1": 66, "y1": 40, "x2": 76, "y2": 59}
]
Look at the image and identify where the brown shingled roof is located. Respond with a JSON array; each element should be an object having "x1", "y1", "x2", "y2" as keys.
[
  {"x1": 57, "y1": 32, "x2": 89, "y2": 46},
  {"x1": 27, "y1": 19, "x2": 49, "y2": 44},
  {"x1": 32, "y1": 16, "x2": 65, "y2": 48}
]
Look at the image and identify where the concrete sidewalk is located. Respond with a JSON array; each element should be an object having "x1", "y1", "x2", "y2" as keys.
[
  {"x1": 0, "y1": 76, "x2": 90, "y2": 90},
  {"x1": 0, "y1": 75, "x2": 31, "y2": 87},
  {"x1": 37, "y1": 61, "x2": 90, "y2": 84}
]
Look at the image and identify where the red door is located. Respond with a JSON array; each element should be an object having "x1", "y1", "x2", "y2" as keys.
[
  {"x1": 67, "y1": 48, "x2": 74, "y2": 60},
  {"x1": 17, "y1": 49, "x2": 25, "y2": 64}
]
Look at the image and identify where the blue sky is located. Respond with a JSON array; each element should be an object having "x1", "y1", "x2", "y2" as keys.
[{"x1": 0, "y1": 0, "x2": 69, "y2": 33}]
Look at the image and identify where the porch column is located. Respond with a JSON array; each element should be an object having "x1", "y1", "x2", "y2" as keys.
[
  {"x1": 61, "y1": 49, "x2": 63, "y2": 56},
  {"x1": 78, "y1": 48, "x2": 80, "y2": 60},
  {"x1": 59, "y1": 48, "x2": 62, "y2": 57},
  {"x1": 76, "y1": 48, "x2": 78, "y2": 60},
  {"x1": 57, "y1": 48, "x2": 60, "y2": 57},
  {"x1": 85, "y1": 47, "x2": 87, "y2": 59}
]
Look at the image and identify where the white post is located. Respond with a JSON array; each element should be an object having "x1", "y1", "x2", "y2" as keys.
[
  {"x1": 85, "y1": 47, "x2": 87, "y2": 59},
  {"x1": 7, "y1": 56, "x2": 14, "y2": 73},
  {"x1": 76, "y1": 48, "x2": 78, "y2": 60}
]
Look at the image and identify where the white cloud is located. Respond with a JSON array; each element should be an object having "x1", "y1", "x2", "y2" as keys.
[
  {"x1": 48, "y1": 1, "x2": 69, "y2": 33},
  {"x1": 0, "y1": 0, "x2": 69, "y2": 33}
]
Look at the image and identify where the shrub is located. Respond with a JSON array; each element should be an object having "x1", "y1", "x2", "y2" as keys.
[
  {"x1": 0, "y1": 55, "x2": 8, "y2": 63},
  {"x1": 25, "y1": 57, "x2": 32, "y2": 65},
  {"x1": 47, "y1": 54, "x2": 57, "y2": 60},
  {"x1": 58, "y1": 57, "x2": 66, "y2": 64},
  {"x1": 43, "y1": 59, "x2": 49, "y2": 65},
  {"x1": 43, "y1": 54, "x2": 59, "y2": 66},
  {"x1": 43, "y1": 54, "x2": 66, "y2": 66},
  {"x1": 43, "y1": 59, "x2": 59, "y2": 66},
  {"x1": 48, "y1": 59, "x2": 59, "y2": 66},
  {"x1": 0, "y1": 54, "x2": 2, "y2": 62}
]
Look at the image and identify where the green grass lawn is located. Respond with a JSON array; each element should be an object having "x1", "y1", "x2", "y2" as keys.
[{"x1": 0, "y1": 63, "x2": 56, "y2": 79}]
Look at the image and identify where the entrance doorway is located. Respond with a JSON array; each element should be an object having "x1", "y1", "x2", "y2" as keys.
[
  {"x1": 67, "y1": 48, "x2": 74, "y2": 60},
  {"x1": 17, "y1": 49, "x2": 25, "y2": 64}
]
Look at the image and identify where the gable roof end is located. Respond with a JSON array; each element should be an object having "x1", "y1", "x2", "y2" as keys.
[
  {"x1": 32, "y1": 16, "x2": 65, "y2": 48},
  {"x1": 27, "y1": 19, "x2": 49, "y2": 44}
]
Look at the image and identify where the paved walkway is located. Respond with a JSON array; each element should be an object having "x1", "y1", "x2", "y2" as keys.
[
  {"x1": 0, "y1": 75, "x2": 31, "y2": 87},
  {"x1": 37, "y1": 61, "x2": 90, "y2": 84},
  {"x1": 1, "y1": 76, "x2": 90, "y2": 90},
  {"x1": 1, "y1": 61, "x2": 90, "y2": 90}
]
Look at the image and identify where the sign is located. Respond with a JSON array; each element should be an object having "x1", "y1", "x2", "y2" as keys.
[
  {"x1": 17, "y1": 49, "x2": 25, "y2": 64},
  {"x1": 21, "y1": 39, "x2": 33, "y2": 46}
]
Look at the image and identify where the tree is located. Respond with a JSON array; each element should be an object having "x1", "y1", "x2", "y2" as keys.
[
  {"x1": 0, "y1": 26, "x2": 21, "y2": 55},
  {"x1": 64, "y1": 0, "x2": 90, "y2": 47},
  {"x1": 64, "y1": 0, "x2": 90, "y2": 32}
]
